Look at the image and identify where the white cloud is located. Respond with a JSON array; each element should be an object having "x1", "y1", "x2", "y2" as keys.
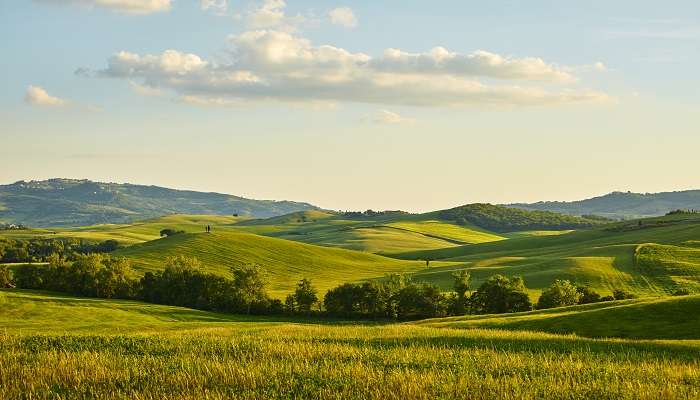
[
  {"x1": 370, "y1": 110, "x2": 413, "y2": 125},
  {"x1": 25, "y1": 85, "x2": 67, "y2": 106},
  {"x1": 201, "y1": 0, "x2": 227, "y2": 15},
  {"x1": 35, "y1": 0, "x2": 172, "y2": 14},
  {"x1": 85, "y1": 30, "x2": 611, "y2": 108},
  {"x1": 594, "y1": 62, "x2": 607, "y2": 72},
  {"x1": 329, "y1": 7, "x2": 357, "y2": 28},
  {"x1": 129, "y1": 81, "x2": 164, "y2": 96},
  {"x1": 246, "y1": 0, "x2": 305, "y2": 32},
  {"x1": 371, "y1": 47, "x2": 574, "y2": 82}
]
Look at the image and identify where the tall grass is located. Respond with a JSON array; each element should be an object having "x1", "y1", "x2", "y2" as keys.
[{"x1": 1, "y1": 324, "x2": 699, "y2": 399}]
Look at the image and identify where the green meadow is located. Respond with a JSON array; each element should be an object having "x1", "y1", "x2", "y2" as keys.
[{"x1": 2, "y1": 289, "x2": 700, "y2": 399}]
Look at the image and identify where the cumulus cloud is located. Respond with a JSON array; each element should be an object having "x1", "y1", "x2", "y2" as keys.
[
  {"x1": 370, "y1": 110, "x2": 413, "y2": 125},
  {"x1": 329, "y1": 7, "x2": 357, "y2": 28},
  {"x1": 83, "y1": 30, "x2": 610, "y2": 108},
  {"x1": 372, "y1": 47, "x2": 574, "y2": 82},
  {"x1": 246, "y1": 0, "x2": 305, "y2": 32},
  {"x1": 25, "y1": 85, "x2": 67, "y2": 106},
  {"x1": 35, "y1": 0, "x2": 172, "y2": 14},
  {"x1": 201, "y1": 0, "x2": 227, "y2": 15}
]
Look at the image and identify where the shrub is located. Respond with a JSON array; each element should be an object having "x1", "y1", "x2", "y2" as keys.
[
  {"x1": 160, "y1": 229, "x2": 184, "y2": 237},
  {"x1": 612, "y1": 289, "x2": 637, "y2": 300},
  {"x1": 672, "y1": 288, "x2": 691, "y2": 296},
  {"x1": 0, "y1": 265, "x2": 14, "y2": 288},
  {"x1": 576, "y1": 286, "x2": 602, "y2": 304},
  {"x1": 469, "y1": 275, "x2": 532, "y2": 314},
  {"x1": 537, "y1": 280, "x2": 581, "y2": 309}
]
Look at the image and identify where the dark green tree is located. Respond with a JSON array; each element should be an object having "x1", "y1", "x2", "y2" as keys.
[
  {"x1": 293, "y1": 278, "x2": 318, "y2": 314},
  {"x1": 537, "y1": 280, "x2": 581, "y2": 309},
  {"x1": 469, "y1": 274, "x2": 532, "y2": 314}
]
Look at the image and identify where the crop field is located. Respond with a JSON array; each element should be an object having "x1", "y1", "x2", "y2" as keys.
[{"x1": 2, "y1": 289, "x2": 700, "y2": 400}]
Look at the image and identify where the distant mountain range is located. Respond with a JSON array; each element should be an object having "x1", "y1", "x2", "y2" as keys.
[
  {"x1": 508, "y1": 190, "x2": 700, "y2": 219},
  {"x1": 0, "y1": 179, "x2": 319, "y2": 227}
]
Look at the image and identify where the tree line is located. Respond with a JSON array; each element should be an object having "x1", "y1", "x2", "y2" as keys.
[
  {"x1": 0, "y1": 238, "x2": 119, "y2": 264},
  {"x1": 0, "y1": 254, "x2": 660, "y2": 320}
]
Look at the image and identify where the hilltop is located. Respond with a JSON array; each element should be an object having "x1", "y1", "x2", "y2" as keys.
[
  {"x1": 508, "y1": 190, "x2": 700, "y2": 219},
  {"x1": 0, "y1": 179, "x2": 318, "y2": 227},
  {"x1": 395, "y1": 212, "x2": 700, "y2": 297},
  {"x1": 232, "y1": 204, "x2": 603, "y2": 254}
]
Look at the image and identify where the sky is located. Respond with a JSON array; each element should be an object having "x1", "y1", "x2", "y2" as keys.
[{"x1": 1, "y1": 0, "x2": 699, "y2": 212}]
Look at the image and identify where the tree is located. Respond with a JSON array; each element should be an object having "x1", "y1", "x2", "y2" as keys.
[
  {"x1": 537, "y1": 280, "x2": 581, "y2": 309},
  {"x1": 576, "y1": 286, "x2": 601, "y2": 304},
  {"x1": 160, "y1": 229, "x2": 184, "y2": 237},
  {"x1": 612, "y1": 289, "x2": 636, "y2": 300},
  {"x1": 451, "y1": 270, "x2": 471, "y2": 315},
  {"x1": 293, "y1": 278, "x2": 318, "y2": 314},
  {"x1": 0, "y1": 265, "x2": 14, "y2": 288},
  {"x1": 672, "y1": 288, "x2": 691, "y2": 296},
  {"x1": 230, "y1": 263, "x2": 267, "y2": 314},
  {"x1": 394, "y1": 283, "x2": 448, "y2": 319},
  {"x1": 324, "y1": 283, "x2": 362, "y2": 316},
  {"x1": 469, "y1": 274, "x2": 532, "y2": 314}
]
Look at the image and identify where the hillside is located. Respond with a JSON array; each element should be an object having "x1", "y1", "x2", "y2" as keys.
[
  {"x1": 234, "y1": 210, "x2": 506, "y2": 254},
  {"x1": 0, "y1": 179, "x2": 318, "y2": 227},
  {"x1": 114, "y1": 230, "x2": 429, "y2": 297},
  {"x1": 433, "y1": 203, "x2": 607, "y2": 233},
  {"x1": 508, "y1": 190, "x2": 700, "y2": 219},
  {"x1": 231, "y1": 204, "x2": 598, "y2": 254},
  {"x1": 394, "y1": 213, "x2": 700, "y2": 297},
  {"x1": 412, "y1": 295, "x2": 700, "y2": 340}
]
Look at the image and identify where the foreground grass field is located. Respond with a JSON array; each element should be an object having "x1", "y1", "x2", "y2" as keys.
[{"x1": 2, "y1": 290, "x2": 700, "y2": 399}]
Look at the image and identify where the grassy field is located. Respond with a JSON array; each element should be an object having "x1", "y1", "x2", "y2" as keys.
[
  {"x1": 2, "y1": 289, "x2": 700, "y2": 399},
  {"x1": 395, "y1": 214, "x2": 700, "y2": 297},
  {"x1": 0, "y1": 214, "x2": 245, "y2": 245},
  {"x1": 413, "y1": 295, "x2": 700, "y2": 340},
  {"x1": 233, "y1": 211, "x2": 506, "y2": 254},
  {"x1": 114, "y1": 230, "x2": 432, "y2": 298}
]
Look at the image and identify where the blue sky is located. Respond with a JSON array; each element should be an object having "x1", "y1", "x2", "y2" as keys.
[{"x1": 1, "y1": 0, "x2": 698, "y2": 212}]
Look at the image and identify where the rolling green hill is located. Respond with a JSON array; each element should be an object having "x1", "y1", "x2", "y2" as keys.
[
  {"x1": 508, "y1": 190, "x2": 700, "y2": 219},
  {"x1": 0, "y1": 214, "x2": 247, "y2": 245},
  {"x1": 412, "y1": 295, "x2": 700, "y2": 340},
  {"x1": 0, "y1": 178, "x2": 318, "y2": 227},
  {"x1": 395, "y1": 213, "x2": 700, "y2": 297},
  {"x1": 114, "y1": 230, "x2": 430, "y2": 297},
  {"x1": 432, "y1": 203, "x2": 607, "y2": 232},
  {"x1": 233, "y1": 210, "x2": 506, "y2": 254}
]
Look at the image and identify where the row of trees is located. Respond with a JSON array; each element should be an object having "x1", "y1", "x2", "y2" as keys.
[
  {"x1": 2, "y1": 254, "x2": 670, "y2": 319},
  {"x1": 0, "y1": 238, "x2": 119, "y2": 264}
]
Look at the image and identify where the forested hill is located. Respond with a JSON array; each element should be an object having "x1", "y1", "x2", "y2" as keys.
[
  {"x1": 0, "y1": 179, "x2": 318, "y2": 227},
  {"x1": 508, "y1": 190, "x2": 700, "y2": 219},
  {"x1": 434, "y1": 203, "x2": 607, "y2": 232}
]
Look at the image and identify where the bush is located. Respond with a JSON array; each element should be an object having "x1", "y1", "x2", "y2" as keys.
[
  {"x1": 0, "y1": 265, "x2": 14, "y2": 288},
  {"x1": 600, "y1": 295, "x2": 615, "y2": 302},
  {"x1": 537, "y1": 280, "x2": 581, "y2": 309},
  {"x1": 576, "y1": 286, "x2": 602, "y2": 304},
  {"x1": 160, "y1": 229, "x2": 184, "y2": 237},
  {"x1": 612, "y1": 289, "x2": 637, "y2": 300},
  {"x1": 672, "y1": 288, "x2": 691, "y2": 296},
  {"x1": 469, "y1": 275, "x2": 532, "y2": 314}
]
